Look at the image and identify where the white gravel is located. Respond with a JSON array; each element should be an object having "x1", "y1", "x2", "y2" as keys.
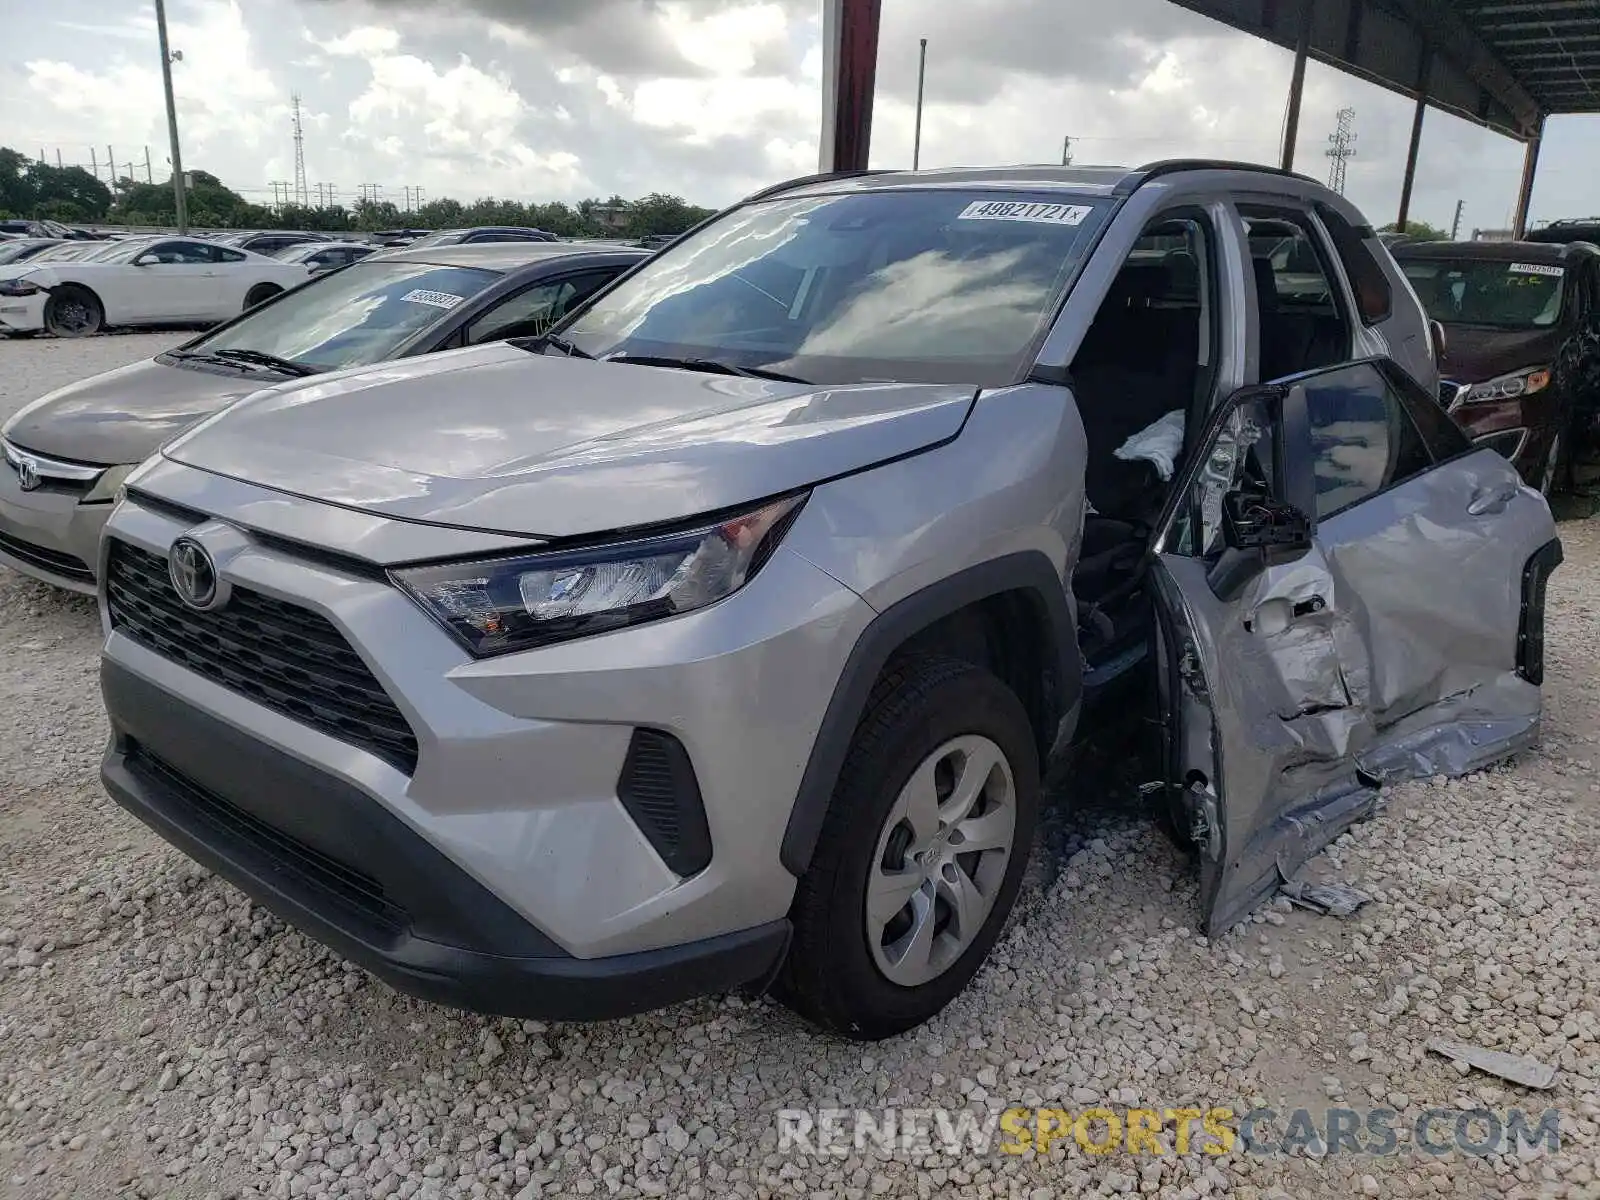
[{"x1": 1, "y1": 334, "x2": 1597, "y2": 1199}]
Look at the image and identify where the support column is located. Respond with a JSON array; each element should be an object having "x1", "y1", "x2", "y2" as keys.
[
  {"x1": 1280, "y1": 0, "x2": 1312, "y2": 171},
  {"x1": 1396, "y1": 51, "x2": 1431, "y2": 233},
  {"x1": 819, "y1": 0, "x2": 883, "y2": 174},
  {"x1": 1513, "y1": 114, "x2": 1546, "y2": 239}
]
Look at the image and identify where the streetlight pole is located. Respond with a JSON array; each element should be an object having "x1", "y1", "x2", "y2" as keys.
[
  {"x1": 912, "y1": 38, "x2": 927, "y2": 170},
  {"x1": 154, "y1": 0, "x2": 188, "y2": 233}
]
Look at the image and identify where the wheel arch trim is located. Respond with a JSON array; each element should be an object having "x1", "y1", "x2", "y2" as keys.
[{"x1": 778, "y1": 551, "x2": 1080, "y2": 877}]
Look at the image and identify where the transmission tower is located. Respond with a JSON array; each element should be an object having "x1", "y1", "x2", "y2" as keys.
[
  {"x1": 291, "y1": 93, "x2": 309, "y2": 208},
  {"x1": 1325, "y1": 107, "x2": 1357, "y2": 195}
]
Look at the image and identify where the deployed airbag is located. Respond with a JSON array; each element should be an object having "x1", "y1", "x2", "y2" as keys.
[{"x1": 1115, "y1": 408, "x2": 1186, "y2": 482}]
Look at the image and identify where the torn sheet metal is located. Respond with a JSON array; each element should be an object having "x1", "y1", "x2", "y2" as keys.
[
  {"x1": 1279, "y1": 879, "x2": 1371, "y2": 918},
  {"x1": 1114, "y1": 408, "x2": 1185, "y2": 482},
  {"x1": 1426, "y1": 1039, "x2": 1557, "y2": 1089}
]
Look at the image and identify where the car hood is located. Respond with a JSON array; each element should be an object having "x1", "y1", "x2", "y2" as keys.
[
  {"x1": 163, "y1": 342, "x2": 978, "y2": 539},
  {"x1": 1438, "y1": 324, "x2": 1566, "y2": 385},
  {"x1": 3, "y1": 355, "x2": 262, "y2": 466}
]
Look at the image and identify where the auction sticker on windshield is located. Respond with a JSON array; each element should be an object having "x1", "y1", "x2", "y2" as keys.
[
  {"x1": 957, "y1": 201, "x2": 1092, "y2": 226},
  {"x1": 400, "y1": 289, "x2": 467, "y2": 309},
  {"x1": 1509, "y1": 263, "x2": 1564, "y2": 277}
]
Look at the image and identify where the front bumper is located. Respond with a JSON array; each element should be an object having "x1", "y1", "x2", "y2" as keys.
[
  {"x1": 100, "y1": 658, "x2": 790, "y2": 1018},
  {"x1": 0, "y1": 462, "x2": 111, "y2": 593},
  {"x1": 0, "y1": 294, "x2": 46, "y2": 333},
  {"x1": 98, "y1": 478, "x2": 873, "y2": 1008}
]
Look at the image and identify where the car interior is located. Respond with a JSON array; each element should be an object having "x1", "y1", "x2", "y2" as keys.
[
  {"x1": 1068, "y1": 217, "x2": 1216, "y2": 687},
  {"x1": 1068, "y1": 210, "x2": 1352, "y2": 700}
]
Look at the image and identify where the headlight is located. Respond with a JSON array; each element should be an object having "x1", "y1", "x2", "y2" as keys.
[
  {"x1": 394, "y1": 493, "x2": 807, "y2": 656},
  {"x1": 1461, "y1": 366, "x2": 1551, "y2": 405},
  {"x1": 82, "y1": 463, "x2": 135, "y2": 504},
  {"x1": 0, "y1": 279, "x2": 42, "y2": 297}
]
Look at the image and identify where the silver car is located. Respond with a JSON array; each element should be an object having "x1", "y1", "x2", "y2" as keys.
[
  {"x1": 0, "y1": 242, "x2": 645, "y2": 592},
  {"x1": 96, "y1": 162, "x2": 1559, "y2": 1039}
]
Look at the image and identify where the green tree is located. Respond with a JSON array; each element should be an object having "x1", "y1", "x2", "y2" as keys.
[
  {"x1": 27, "y1": 163, "x2": 112, "y2": 220},
  {"x1": 626, "y1": 193, "x2": 714, "y2": 238},
  {"x1": 1, "y1": 148, "x2": 34, "y2": 215},
  {"x1": 1380, "y1": 219, "x2": 1450, "y2": 242},
  {"x1": 417, "y1": 197, "x2": 464, "y2": 228}
]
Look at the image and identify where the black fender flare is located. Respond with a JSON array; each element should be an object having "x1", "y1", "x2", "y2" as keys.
[{"x1": 778, "y1": 551, "x2": 1081, "y2": 877}]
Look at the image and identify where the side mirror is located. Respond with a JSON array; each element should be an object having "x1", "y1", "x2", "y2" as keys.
[{"x1": 1207, "y1": 490, "x2": 1313, "y2": 600}]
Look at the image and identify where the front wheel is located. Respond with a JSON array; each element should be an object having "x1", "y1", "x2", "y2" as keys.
[
  {"x1": 43, "y1": 286, "x2": 103, "y2": 337},
  {"x1": 243, "y1": 284, "x2": 282, "y2": 311},
  {"x1": 774, "y1": 656, "x2": 1039, "y2": 1039}
]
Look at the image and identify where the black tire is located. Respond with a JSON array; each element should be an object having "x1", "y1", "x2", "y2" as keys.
[
  {"x1": 43, "y1": 285, "x2": 103, "y2": 337},
  {"x1": 244, "y1": 284, "x2": 282, "y2": 311},
  {"x1": 774, "y1": 655, "x2": 1040, "y2": 1040}
]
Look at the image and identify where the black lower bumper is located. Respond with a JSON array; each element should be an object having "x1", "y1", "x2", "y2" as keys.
[{"x1": 99, "y1": 659, "x2": 790, "y2": 1021}]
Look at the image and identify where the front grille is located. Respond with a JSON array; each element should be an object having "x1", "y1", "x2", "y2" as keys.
[
  {"x1": 105, "y1": 539, "x2": 419, "y2": 773},
  {"x1": 124, "y1": 741, "x2": 407, "y2": 936},
  {"x1": 0, "y1": 529, "x2": 93, "y2": 582}
]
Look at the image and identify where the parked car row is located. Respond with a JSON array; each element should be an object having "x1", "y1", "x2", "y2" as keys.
[{"x1": 0, "y1": 163, "x2": 1567, "y2": 1040}]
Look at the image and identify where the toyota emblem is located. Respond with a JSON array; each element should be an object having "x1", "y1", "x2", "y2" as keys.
[
  {"x1": 14, "y1": 457, "x2": 39, "y2": 492},
  {"x1": 168, "y1": 537, "x2": 220, "y2": 611}
]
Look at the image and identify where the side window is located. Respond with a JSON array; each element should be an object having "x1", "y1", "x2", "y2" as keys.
[
  {"x1": 146, "y1": 240, "x2": 214, "y2": 264},
  {"x1": 1240, "y1": 207, "x2": 1352, "y2": 382},
  {"x1": 1298, "y1": 363, "x2": 1433, "y2": 520},
  {"x1": 1315, "y1": 204, "x2": 1394, "y2": 325},
  {"x1": 465, "y1": 279, "x2": 578, "y2": 344},
  {"x1": 217, "y1": 248, "x2": 246, "y2": 263}
]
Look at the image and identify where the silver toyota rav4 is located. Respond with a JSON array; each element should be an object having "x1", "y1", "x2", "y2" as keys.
[{"x1": 97, "y1": 162, "x2": 1561, "y2": 1039}]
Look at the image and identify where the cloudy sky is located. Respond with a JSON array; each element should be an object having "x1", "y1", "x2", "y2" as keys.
[{"x1": 2, "y1": 0, "x2": 1595, "y2": 233}]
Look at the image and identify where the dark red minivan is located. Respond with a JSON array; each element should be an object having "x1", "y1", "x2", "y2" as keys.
[{"x1": 1395, "y1": 238, "x2": 1600, "y2": 494}]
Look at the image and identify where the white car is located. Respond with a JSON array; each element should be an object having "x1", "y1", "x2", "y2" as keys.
[{"x1": 0, "y1": 235, "x2": 308, "y2": 338}]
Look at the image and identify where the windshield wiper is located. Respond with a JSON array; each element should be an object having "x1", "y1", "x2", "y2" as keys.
[
  {"x1": 206, "y1": 348, "x2": 317, "y2": 376},
  {"x1": 172, "y1": 348, "x2": 315, "y2": 377},
  {"x1": 602, "y1": 353, "x2": 809, "y2": 384},
  {"x1": 514, "y1": 332, "x2": 593, "y2": 359}
]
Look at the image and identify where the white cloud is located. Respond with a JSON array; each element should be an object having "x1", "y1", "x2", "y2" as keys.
[{"x1": 321, "y1": 25, "x2": 402, "y2": 56}]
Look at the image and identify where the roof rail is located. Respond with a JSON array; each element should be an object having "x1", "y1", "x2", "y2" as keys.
[
  {"x1": 741, "y1": 169, "x2": 896, "y2": 203},
  {"x1": 1115, "y1": 158, "x2": 1321, "y2": 196}
]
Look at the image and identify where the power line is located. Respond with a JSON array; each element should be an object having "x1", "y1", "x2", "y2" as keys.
[{"x1": 1326, "y1": 107, "x2": 1357, "y2": 195}]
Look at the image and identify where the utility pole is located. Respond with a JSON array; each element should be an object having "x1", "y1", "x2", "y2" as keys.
[
  {"x1": 1061, "y1": 135, "x2": 1073, "y2": 166},
  {"x1": 912, "y1": 38, "x2": 927, "y2": 170},
  {"x1": 56, "y1": 149, "x2": 63, "y2": 168},
  {"x1": 154, "y1": 0, "x2": 188, "y2": 232},
  {"x1": 144, "y1": 146, "x2": 154, "y2": 183},
  {"x1": 291, "y1": 93, "x2": 309, "y2": 208},
  {"x1": 90, "y1": 148, "x2": 98, "y2": 182},
  {"x1": 1450, "y1": 198, "x2": 1464, "y2": 241},
  {"x1": 1325, "y1": 107, "x2": 1357, "y2": 196}
]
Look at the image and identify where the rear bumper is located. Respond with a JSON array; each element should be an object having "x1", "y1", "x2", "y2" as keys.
[{"x1": 100, "y1": 658, "x2": 791, "y2": 1019}]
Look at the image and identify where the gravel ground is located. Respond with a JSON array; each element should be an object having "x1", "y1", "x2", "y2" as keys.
[{"x1": 1, "y1": 334, "x2": 1597, "y2": 1200}]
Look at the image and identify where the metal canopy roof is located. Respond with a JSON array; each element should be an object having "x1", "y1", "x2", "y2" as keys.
[{"x1": 1167, "y1": 0, "x2": 1600, "y2": 140}]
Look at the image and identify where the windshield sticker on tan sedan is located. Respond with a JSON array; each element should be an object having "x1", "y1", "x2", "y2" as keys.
[
  {"x1": 1509, "y1": 263, "x2": 1564, "y2": 277},
  {"x1": 400, "y1": 289, "x2": 467, "y2": 309},
  {"x1": 956, "y1": 201, "x2": 1092, "y2": 226}
]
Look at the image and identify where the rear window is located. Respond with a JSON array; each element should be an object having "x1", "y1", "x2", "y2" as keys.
[
  {"x1": 559, "y1": 189, "x2": 1111, "y2": 386},
  {"x1": 184, "y1": 260, "x2": 501, "y2": 369},
  {"x1": 1315, "y1": 204, "x2": 1393, "y2": 325},
  {"x1": 1400, "y1": 258, "x2": 1565, "y2": 329}
]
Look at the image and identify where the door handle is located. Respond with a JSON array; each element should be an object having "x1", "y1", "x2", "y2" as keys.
[{"x1": 1467, "y1": 485, "x2": 1518, "y2": 516}]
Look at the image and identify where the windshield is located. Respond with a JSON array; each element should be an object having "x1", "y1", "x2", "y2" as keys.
[
  {"x1": 0, "y1": 241, "x2": 53, "y2": 265},
  {"x1": 404, "y1": 230, "x2": 465, "y2": 249},
  {"x1": 557, "y1": 189, "x2": 1109, "y2": 385},
  {"x1": 1401, "y1": 258, "x2": 1566, "y2": 329},
  {"x1": 181, "y1": 259, "x2": 500, "y2": 370}
]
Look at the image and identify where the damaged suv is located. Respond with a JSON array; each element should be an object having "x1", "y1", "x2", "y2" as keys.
[{"x1": 97, "y1": 163, "x2": 1561, "y2": 1039}]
